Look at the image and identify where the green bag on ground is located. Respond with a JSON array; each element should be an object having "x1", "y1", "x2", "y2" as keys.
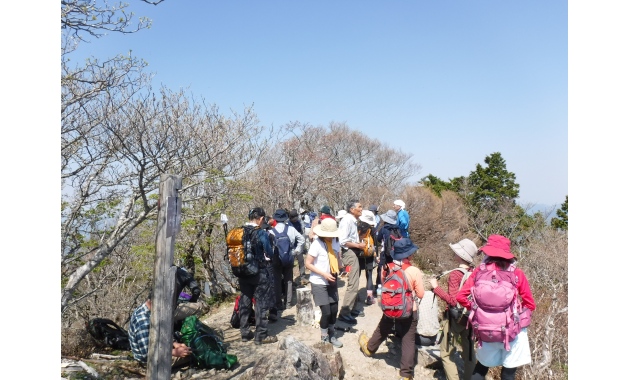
[{"x1": 180, "y1": 315, "x2": 238, "y2": 369}]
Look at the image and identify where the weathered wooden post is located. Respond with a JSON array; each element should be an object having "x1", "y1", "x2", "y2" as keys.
[
  {"x1": 147, "y1": 174, "x2": 182, "y2": 380},
  {"x1": 296, "y1": 287, "x2": 315, "y2": 326}
]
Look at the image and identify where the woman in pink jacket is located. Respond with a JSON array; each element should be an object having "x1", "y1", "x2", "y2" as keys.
[{"x1": 456, "y1": 234, "x2": 536, "y2": 380}]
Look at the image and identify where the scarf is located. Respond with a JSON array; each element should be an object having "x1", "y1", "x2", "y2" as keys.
[{"x1": 324, "y1": 239, "x2": 339, "y2": 275}]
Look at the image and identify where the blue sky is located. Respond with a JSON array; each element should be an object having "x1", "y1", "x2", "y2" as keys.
[{"x1": 67, "y1": 1, "x2": 568, "y2": 208}]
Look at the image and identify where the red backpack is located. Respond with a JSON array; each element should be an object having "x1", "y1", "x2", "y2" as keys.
[
  {"x1": 468, "y1": 263, "x2": 522, "y2": 350},
  {"x1": 380, "y1": 262, "x2": 414, "y2": 319}
]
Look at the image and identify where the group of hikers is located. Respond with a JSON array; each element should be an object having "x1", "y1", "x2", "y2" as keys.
[{"x1": 127, "y1": 198, "x2": 536, "y2": 380}]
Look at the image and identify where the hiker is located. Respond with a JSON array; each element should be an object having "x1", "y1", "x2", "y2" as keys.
[
  {"x1": 238, "y1": 207, "x2": 278, "y2": 345},
  {"x1": 128, "y1": 291, "x2": 193, "y2": 367},
  {"x1": 358, "y1": 209, "x2": 378, "y2": 305},
  {"x1": 456, "y1": 234, "x2": 536, "y2": 380},
  {"x1": 374, "y1": 210, "x2": 400, "y2": 291},
  {"x1": 429, "y1": 238, "x2": 479, "y2": 380},
  {"x1": 368, "y1": 204, "x2": 381, "y2": 227},
  {"x1": 308, "y1": 205, "x2": 335, "y2": 240},
  {"x1": 290, "y1": 208, "x2": 310, "y2": 286},
  {"x1": 393, "y1": 199, "x2": 410, "y2": 238},
  {"x1": 358, "y1": 238, "x2": 425, "y2": 380},
  {"x1": 174, "y1": 267, "x2": 206, "y2": 326},
  {"x1": 336, "y1": 199, "x2": 367, "y2": 325},
  {"x1": 270, "y1": 209, "x2": 305, "y2": 319},
  {"x1": 304, "y1": 217, "x2": 344, "y2": 348}
]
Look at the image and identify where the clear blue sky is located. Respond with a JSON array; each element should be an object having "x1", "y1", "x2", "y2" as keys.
[{"x1": 71, "y1": 0, "x2": 568, "y2": 207}]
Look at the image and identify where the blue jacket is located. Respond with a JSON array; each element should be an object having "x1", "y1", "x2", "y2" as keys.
[{"x1": 397, "y1": 209, "x2": 410, "y2": 238}]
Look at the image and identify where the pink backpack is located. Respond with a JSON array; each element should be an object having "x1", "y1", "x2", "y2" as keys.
[{"x1": 468, "y1": 263, "x2": 522, "y2": 351}]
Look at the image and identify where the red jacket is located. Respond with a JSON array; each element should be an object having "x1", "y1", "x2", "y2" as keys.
[{"x1": 456, "y1": 262, "x2": 536, "y2": 311}]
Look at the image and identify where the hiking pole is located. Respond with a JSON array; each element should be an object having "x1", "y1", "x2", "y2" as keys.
[{"x1": 221, "y1": 213, "x2": 229, "y2": 238}]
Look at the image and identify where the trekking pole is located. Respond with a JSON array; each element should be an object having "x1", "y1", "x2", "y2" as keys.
[{"x1": 221, "y1": 214, "x2": 229, "y2": 238}]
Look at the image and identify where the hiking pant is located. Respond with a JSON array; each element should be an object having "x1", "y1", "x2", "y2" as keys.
[
  {"x1": 339, "y1": 248, "x2": 360, "y2": 317},
  {"x1": 174, "y1": 302, "x2": 204, "y2": 322},
  {"x1": 296, "y1": 250, "x2": 307, "y2": 280},
  {"x1": 367, "y1": 311, "x2": 418, "y2": 379},
  {"x1": 440, "y1": 316, "x2": 476, "y2": 380},
  {"x1": 239, "y1": 263, "x2": 273, "y2": 341},
  {"x1": 273, "y1": 259, "x2": 294, "y2": 308}
]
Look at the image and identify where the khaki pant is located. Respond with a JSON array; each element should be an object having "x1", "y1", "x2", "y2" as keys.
[
  {"x1": 339, "y1": 249, "x2": 360, "y2": 316},
  {"x1": 440, "y1": 316, "x2": 476, "y2": 380},
  {"x1": 174, "y1": 302, "x2": 204, "y2": 322}
]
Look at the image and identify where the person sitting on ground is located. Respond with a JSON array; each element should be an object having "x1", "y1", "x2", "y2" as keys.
[
  {"x1": 128, "y1": 291, "x2": 192, "y2": 367},
  {"x1": 305, "y1": 218, "x2": 344, "y2": 348},
  {"x1": 358, "y1": 238, "x2": 425, "y2": 380},
  {"x1": 429, "y1": 238, "x2": 479, "y2": 380},
  {"x1": 173, "y1": 267, "x2": 206, "y2": 330}
]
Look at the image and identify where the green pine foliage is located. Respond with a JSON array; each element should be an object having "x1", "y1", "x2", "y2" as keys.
[{"x1": 551, "y1": 195, "x2": 568, "y2": 230}]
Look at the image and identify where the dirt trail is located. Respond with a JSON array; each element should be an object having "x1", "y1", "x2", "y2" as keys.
[{"x1": 199, "y1": 268, "x2": 444, "y2": 380}]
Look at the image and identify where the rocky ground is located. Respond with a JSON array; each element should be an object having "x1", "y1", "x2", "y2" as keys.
[{"x1": 62, "y1": 270, "x2": 461, "y2": 380}]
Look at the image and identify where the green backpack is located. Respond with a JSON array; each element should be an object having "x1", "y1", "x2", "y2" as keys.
[{"x1": 180, "y1": 315, "x2": 238, "y2": 369}]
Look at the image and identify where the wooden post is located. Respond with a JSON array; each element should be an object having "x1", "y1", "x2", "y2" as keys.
[
  {"x1": 296, "y1": 287, "x2": 315, "y2": 326},
  {"x1": 147, "y1": 174, "x2": 182, "y2": 380}
]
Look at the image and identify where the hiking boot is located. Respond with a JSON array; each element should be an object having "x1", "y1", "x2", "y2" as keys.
[
  {"x1": 268, "y1": 313, "x2": 278, "y2": 323},
  {"x1": 337, "y1": 314, "x2": 358, "y2": 325},
  {"x1": 351, "y1": 309, "x2": 365, "y2": 317},
  {"x1": 300, "y1": 277, "x2": 310, "y2": 286},
  {"x1": 254, "y1": 335, "x2": 278, "y2": 345},
  {"x1": 365, "y1": 296, "x2": 375, "y2": 305},
  {"x1": 241, "y1": 331, "x2": 255, "y2": 342},
  {"x1": 358, "y1": 332, "x2": 372, "y2": 357},
  {"x1": 322, "y1": 335, "x2": 343, "y2": 348}
]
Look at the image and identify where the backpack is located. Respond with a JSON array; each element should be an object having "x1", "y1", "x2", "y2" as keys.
[
  {"x1": 362, "y1": 228, "x2": 375, "y2": 258},
  {"x1": 438, "y1": 267, "x2": 473, "y2": 326},
  {"x1": 468, "y1": 262, "x2": 521, "y2": 350},
  {"x1": 87, "y1": 318, "x2": 131, "y2": 351},
  {"x1": 226, "y1": 225, "x2": 260, "y2": 278},
  {"x1": 380, "y1": 262, "x2": 414, "y2": 319},
  {"x1": 272, "y1": 224, "x2": 294, "y2": 267},
  {"x1": 416, "y1": 290, "x2": 440, "y2": 338},
  {"x1": 229, "y1": 295, "x2": 257, "y2": 329},
  {"x1": 180, "y1": 315, "x2": 238, "y2": 369},
  {"x1": 384, "y1": 227, "x2": 402, "y2": 258}
]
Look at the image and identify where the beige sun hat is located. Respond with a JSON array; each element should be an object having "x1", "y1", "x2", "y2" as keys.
[
  {"x1": 335, "y1": 209, "x2": 347, "y2": 221},
  {"x1": 359, "y1": 210, "x2": 376, "y2": 226},
  {"x1": 313, "y1": 218, "x2": 340, "y2": 237},
  {"x1": 449, "y1": 238, "x2": 478, "y2": 264}
]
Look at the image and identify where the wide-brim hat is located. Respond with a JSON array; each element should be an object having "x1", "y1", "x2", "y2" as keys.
[
  {"x1": 449, "y1": 238, "x2": 478, "y2": 264},
  {"x1": 380, "y1": 209, "x2": 398, "y2": 225},
  {"x1": 479, "y1": 234, "x2": 514, "y2": 260},
  {"x1": 335, "y1": 210, "x2": 347, "y2": 221},
  {"x1": 392, "y1": 238, "x2": 418, "y2": 261},
  {"x1": 359, "y1": 210, "x2": 376, "y2": 226},
  {"x1": 313, "y1": 218, "x2": 339, "y2": 237},
  {"x1": 273, "y1": 209, "x2": 289, "y2": 222}
]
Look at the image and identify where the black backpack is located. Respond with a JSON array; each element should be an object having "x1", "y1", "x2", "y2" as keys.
[
  {"x1": 272, "y1": 225, "x2": 294, "y2": 267},
  {"x1": 87, "y1": 318, "x2": 131, "y2": 350},
  {"x1": 384, "y1": 227, "x2": 402, "y2": 258}
]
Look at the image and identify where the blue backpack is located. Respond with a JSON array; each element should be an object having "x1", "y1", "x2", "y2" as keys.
[{"x1": 272, "y1": 225, "x2": 294, "y2": 267}]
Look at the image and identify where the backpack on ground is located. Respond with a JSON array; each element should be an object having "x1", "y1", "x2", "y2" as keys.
[
  {"x1": 86, "y1": 318, "x2": 131, "y2": 351},
  {"x1": 468, "y1": 263, "x2": 521, "y2": 350},
  {"x1": 381, "y1": 262, "x2": 414, "y2": 319},
  {"x1": 229, "y1": 295, "x2": 256, "y2": 329},
  {"x1": 225, "y1": 225, "x2": 260, "y2": 278},
  {"x1": 181, "y1": 315, "x2": 238, "y2": 369},
  {"x1": 272, "y1": 224, "x2": 294, "y2": 267},
  {"x1": 384, "y1": 227, "x2": 403, "y2": 258}
]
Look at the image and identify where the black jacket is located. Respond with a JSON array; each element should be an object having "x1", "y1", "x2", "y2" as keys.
[{"x1": 175, "y1": 267, "x2": 201, "y2": 302}]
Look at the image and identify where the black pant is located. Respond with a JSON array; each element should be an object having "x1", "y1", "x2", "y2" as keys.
[
  {"x1": 471, "y1": 362, "x2": 517, "y2": 380},
  {"x1": 238, "y1": 263, "x2": 273, "y2": 341},
  {"x1": 272, "y1": 256, "x2": 294, "y2": 309}
]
